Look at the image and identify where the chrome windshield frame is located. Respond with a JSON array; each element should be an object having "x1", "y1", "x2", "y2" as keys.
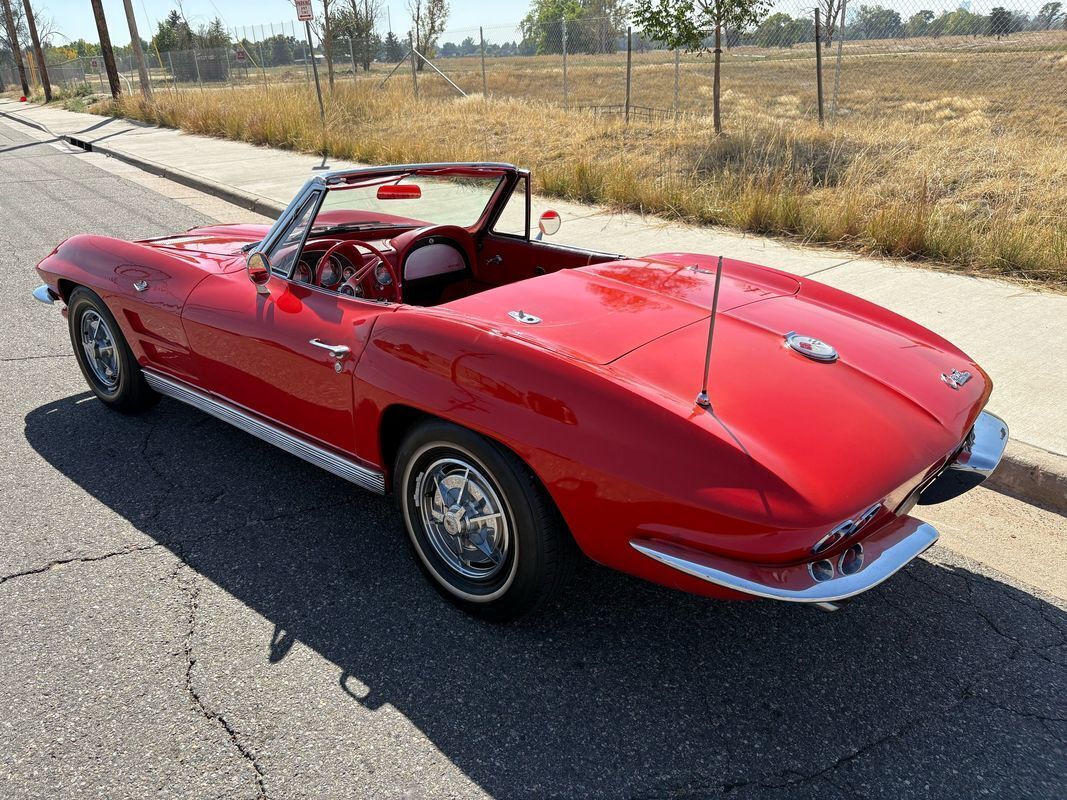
[{"x1": 253, "y1": 163, "x2": 520, "y2": 274}]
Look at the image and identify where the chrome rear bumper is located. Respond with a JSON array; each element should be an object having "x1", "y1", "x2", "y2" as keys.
[
  {"x1": 631, "y1": 515, "x2": 938, "y2": 609},
  {"x1": 33, "y1": 284, "x2": 58, "y2": 305},
  {"x1": 919, "y1": 410, "x2": 1009, "y2": 505}
]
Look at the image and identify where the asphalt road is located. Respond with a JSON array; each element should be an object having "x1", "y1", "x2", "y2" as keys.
[{"x1": 1, "y1": 118, "x2": 1065, "y2": 800}]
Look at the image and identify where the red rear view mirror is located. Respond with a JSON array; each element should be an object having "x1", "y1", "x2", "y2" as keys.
[{"x1": 377, "y1": 184, "x2": 422, "y2": 200}]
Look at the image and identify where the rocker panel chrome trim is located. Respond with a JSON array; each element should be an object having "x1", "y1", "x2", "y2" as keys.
[{"x1": 143, "y1": 370, "x2": 385, "y2": 495}]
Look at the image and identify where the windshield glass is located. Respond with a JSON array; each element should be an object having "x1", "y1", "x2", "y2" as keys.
[{"x1": 315, "y1": 171, "x2": 505, "y2": 231}]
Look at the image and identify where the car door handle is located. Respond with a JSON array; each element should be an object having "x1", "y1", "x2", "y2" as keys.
[
  {"x1": 486, "y1": 254, "x2": 503, "y2": 265},
  {"x1": 309, "y1": 339, "x2": 351, "y2": 359}
]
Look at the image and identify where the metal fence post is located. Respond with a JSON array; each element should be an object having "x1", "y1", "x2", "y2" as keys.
[
  {"x1": 409, "y1": 32, "x2": 418, "y2": 98},
  {"x1": 674, "y1": 49, "x2": 680, "y2": 119},
  {"x1": 258, "y1": 25, "x2": 268, "y2": 88},
  {"x1": 295, "y1": 21, "x2": 309, "y2": 83},
  {"x1": 561, "y1": 17, "x2": 568, "y2": 109},
  {"x1": 305, "y1": 19, "x2": 326, "y2": 124},
  {"x1": 814, "y1": 8, "x2": 824, "y2": 125},
  {"x1": 624, "y1": 26, "x2": 632, "y2": 124},
  {"x1": 831, "y1": 0, "x2": 846, "y2": 118},
  {"x1": 479, "y1": 26, "x2": 487, "y2": 97},
  {"x1": 350, "y1": 34, "x2": 358, "y2": 78},
  {"x1": 192, "y1": 46, "x2": 203, "y2": 91},
  {"x1": 167, "y1": 52, "x2": 176, "y2": 91}
]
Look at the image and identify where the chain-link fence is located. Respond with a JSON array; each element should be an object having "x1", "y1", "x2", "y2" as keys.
[{"x1": 1, "y1": 1, "x2": 1064, "y2": 129}]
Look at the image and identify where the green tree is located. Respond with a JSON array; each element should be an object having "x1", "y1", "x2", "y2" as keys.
[
  {"x1": 520, "y1": 0, "x2": 580, "y2": 54},
  {"x1": 928, "y1": 8, "x2": 986, "y2": 37},
  {"x1": 1037, "y1": 2, "x2": 1063, "y2": 29},
  {"x1": 152, "y1": 9, "x2": 194, "y2": 53},
  {"x1": 268, "y1": 35, "x2": 294, "y2": 66},
  {"x1": 851, "y1": 5, "x2": 903, "y2": 39},
  {"x1": 988, "y1": 7, "x2": 1012, "y2": 38},
  {"x1": 199, "y1": 17, "x2": 229, "y2": 49},
  {"x1": 904, "y1": 10, "x2": 934, "y2": 38},
  {"x1": 632, "y1": 0, "x2": 772, "y2": 134},
  {"x1": 521, "y1": 0, "x2": 628, "y2": 55},
  {"x1": 382, "y1": 30, "x2": 404, "y2": 61},
  {"x1": 753, "y1": 12, "x2": 812, "y2": 47},
  {"x1": 409, "y1": 0, "x2": 449, "y2": 70}
]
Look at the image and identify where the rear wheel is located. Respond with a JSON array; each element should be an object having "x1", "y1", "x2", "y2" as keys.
[
  {"x1": 67, "y1": 287, "x2": 158, "y2": 413},
  {"x1": 396, "y1": 420, "x2": 576, "y2": 621}
]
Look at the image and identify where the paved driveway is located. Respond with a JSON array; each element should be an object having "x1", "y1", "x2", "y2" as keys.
[{"x1": 1, "y1": 119, "x2": 1064, "y2": 799}]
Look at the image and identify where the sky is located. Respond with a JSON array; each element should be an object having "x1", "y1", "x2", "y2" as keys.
[{"x1": 40, "y1": 0, "x2": 536, "y2": 47}]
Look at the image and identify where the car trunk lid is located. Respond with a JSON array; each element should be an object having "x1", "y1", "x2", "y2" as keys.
[{"x1": 442, "y1": 255, "x2": 800, "y2": 365}]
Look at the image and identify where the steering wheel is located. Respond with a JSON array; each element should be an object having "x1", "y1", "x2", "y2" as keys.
[{"x1": 318, "y1": 239, "x2": 399, "y2": 302}]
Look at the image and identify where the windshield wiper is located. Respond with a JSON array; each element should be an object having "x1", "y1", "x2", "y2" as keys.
[{"x1": 240, "y1": 240, "x2": 260, "y2": 253}]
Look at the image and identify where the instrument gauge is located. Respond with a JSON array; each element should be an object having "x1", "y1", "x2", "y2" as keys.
[
  {"x1": 319, "y1": 255, "x2": 344, "y2": 288},
  {"x1": 293, "y1": 261, "x2": 313, "y2": 284},
  {"x1": 375, "y1": 261, "x2": 393, "y2": 286}
]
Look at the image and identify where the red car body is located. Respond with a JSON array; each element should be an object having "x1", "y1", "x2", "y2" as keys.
[{"x1": 34, "y1": 163, "x2": 1007, "y2": 611}]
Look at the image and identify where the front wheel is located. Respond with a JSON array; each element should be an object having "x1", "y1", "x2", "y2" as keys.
[
  {"x1": 67, "y1": 287, "x2": 158, "y2": 413},
  {"x1": 396, "y1": 421, "x2": 576, "y2": 622}
]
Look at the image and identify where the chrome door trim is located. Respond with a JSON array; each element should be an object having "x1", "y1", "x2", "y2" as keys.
[{"x1": 143, "y1": 369, "x2": 385, "y2": 495}]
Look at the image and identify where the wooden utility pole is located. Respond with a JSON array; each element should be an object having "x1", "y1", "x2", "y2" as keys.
[
  {"x1": 90, "y1": 0, "x2": 121, "y2": 98},
  {"x1": 121, "y1": 0, "x2": 151, "y2": 97},
  {"x1": 1, "y1": 0, "x2": 29, "y2": 96},
  {"x1": 21, "y1": 0, "x2": 50, "y2": 101}
]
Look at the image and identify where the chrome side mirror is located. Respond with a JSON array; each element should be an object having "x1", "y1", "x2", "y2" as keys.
[
  {"x1": 247, "y1": 252, "x2": 271, "y2": 294},
  {"x1": 536, "y1": 210, "x2": 561, "y2": 240}
]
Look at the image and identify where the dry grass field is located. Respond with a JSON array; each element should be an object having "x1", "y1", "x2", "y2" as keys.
[{"x1": 99, "y1": 32, "x2": 1065, "y2": 288}]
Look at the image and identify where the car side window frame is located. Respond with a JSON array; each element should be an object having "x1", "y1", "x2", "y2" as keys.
[
  {"x1": 261, "y1": 186, "x2": 325, "y2": 280},
  {"x1": 486, "y1": 172, "x2": 530, "y2": 241}
]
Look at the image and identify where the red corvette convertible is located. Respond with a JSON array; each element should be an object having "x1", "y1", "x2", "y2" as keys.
[{"x1": 33, "y1": 162, "x2": 1007, "y2": 620}]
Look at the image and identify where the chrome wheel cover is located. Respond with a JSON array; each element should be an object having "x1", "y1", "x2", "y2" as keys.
[
  {"x1": 415, "y1": 456, "x2": 511, "y2": 581},
  {"x1": 80, "y1": 309, "x2": 120, "y2": 390}
]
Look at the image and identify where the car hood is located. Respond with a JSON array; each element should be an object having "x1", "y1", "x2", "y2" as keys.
[{"x1": 138, "y1": 224, "x2": 271, "y2": 259}]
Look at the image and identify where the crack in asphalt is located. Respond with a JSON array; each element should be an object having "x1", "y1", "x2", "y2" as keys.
[
  {"x1": 176, "y1": 561, "x2": 269, "y2": 800},
  {"x1": 714, "y1": 562, "x2": 1067, "y2": 797},
  {"x1": 0, "y1": 353, "x2": 74, "y2": 362},
  {"x1": 0, "y1": 542, "x2": 164, "y2": 585}
]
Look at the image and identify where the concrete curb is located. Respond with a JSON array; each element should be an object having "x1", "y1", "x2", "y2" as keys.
[
  {"x1": 987, "y1": 441, "x2": 1067, "y2": 516},
  {"x1": 64, "y1": 136, "x2": 288, "y2": 219},
  {"x1": 0, "y1": 107, "x2": 286, "y2": 219}
]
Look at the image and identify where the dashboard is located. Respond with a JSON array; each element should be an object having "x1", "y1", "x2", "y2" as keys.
[{"x1": 294, "y1": 238, "x2": 396, "y2": 298}]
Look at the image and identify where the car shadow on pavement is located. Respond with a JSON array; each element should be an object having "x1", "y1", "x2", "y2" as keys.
[{"x1": 24, "y1": 393, "x2": 1067, "y2": 799}]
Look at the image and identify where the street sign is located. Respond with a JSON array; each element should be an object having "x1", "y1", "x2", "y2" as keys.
[
  {"x1": 296, "y1": 1, "x2": 313, "y2": 21},
  {"x1": 236, "y1": 48, "x2": 247, "y2": 62}
]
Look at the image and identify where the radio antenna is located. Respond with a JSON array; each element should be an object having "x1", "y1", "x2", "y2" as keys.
[{"x1": 695, "y1": 255, "x2": 724, "y2": 408}]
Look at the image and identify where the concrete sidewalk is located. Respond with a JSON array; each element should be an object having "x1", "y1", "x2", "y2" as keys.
[{"x1": 2, "y1": 98, "x2": 1064, "y2": 512}]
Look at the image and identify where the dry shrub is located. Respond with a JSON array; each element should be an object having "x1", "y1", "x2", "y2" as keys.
[{"x1": 106, "y1": 77, "x2": 1066, "y2": 289}]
